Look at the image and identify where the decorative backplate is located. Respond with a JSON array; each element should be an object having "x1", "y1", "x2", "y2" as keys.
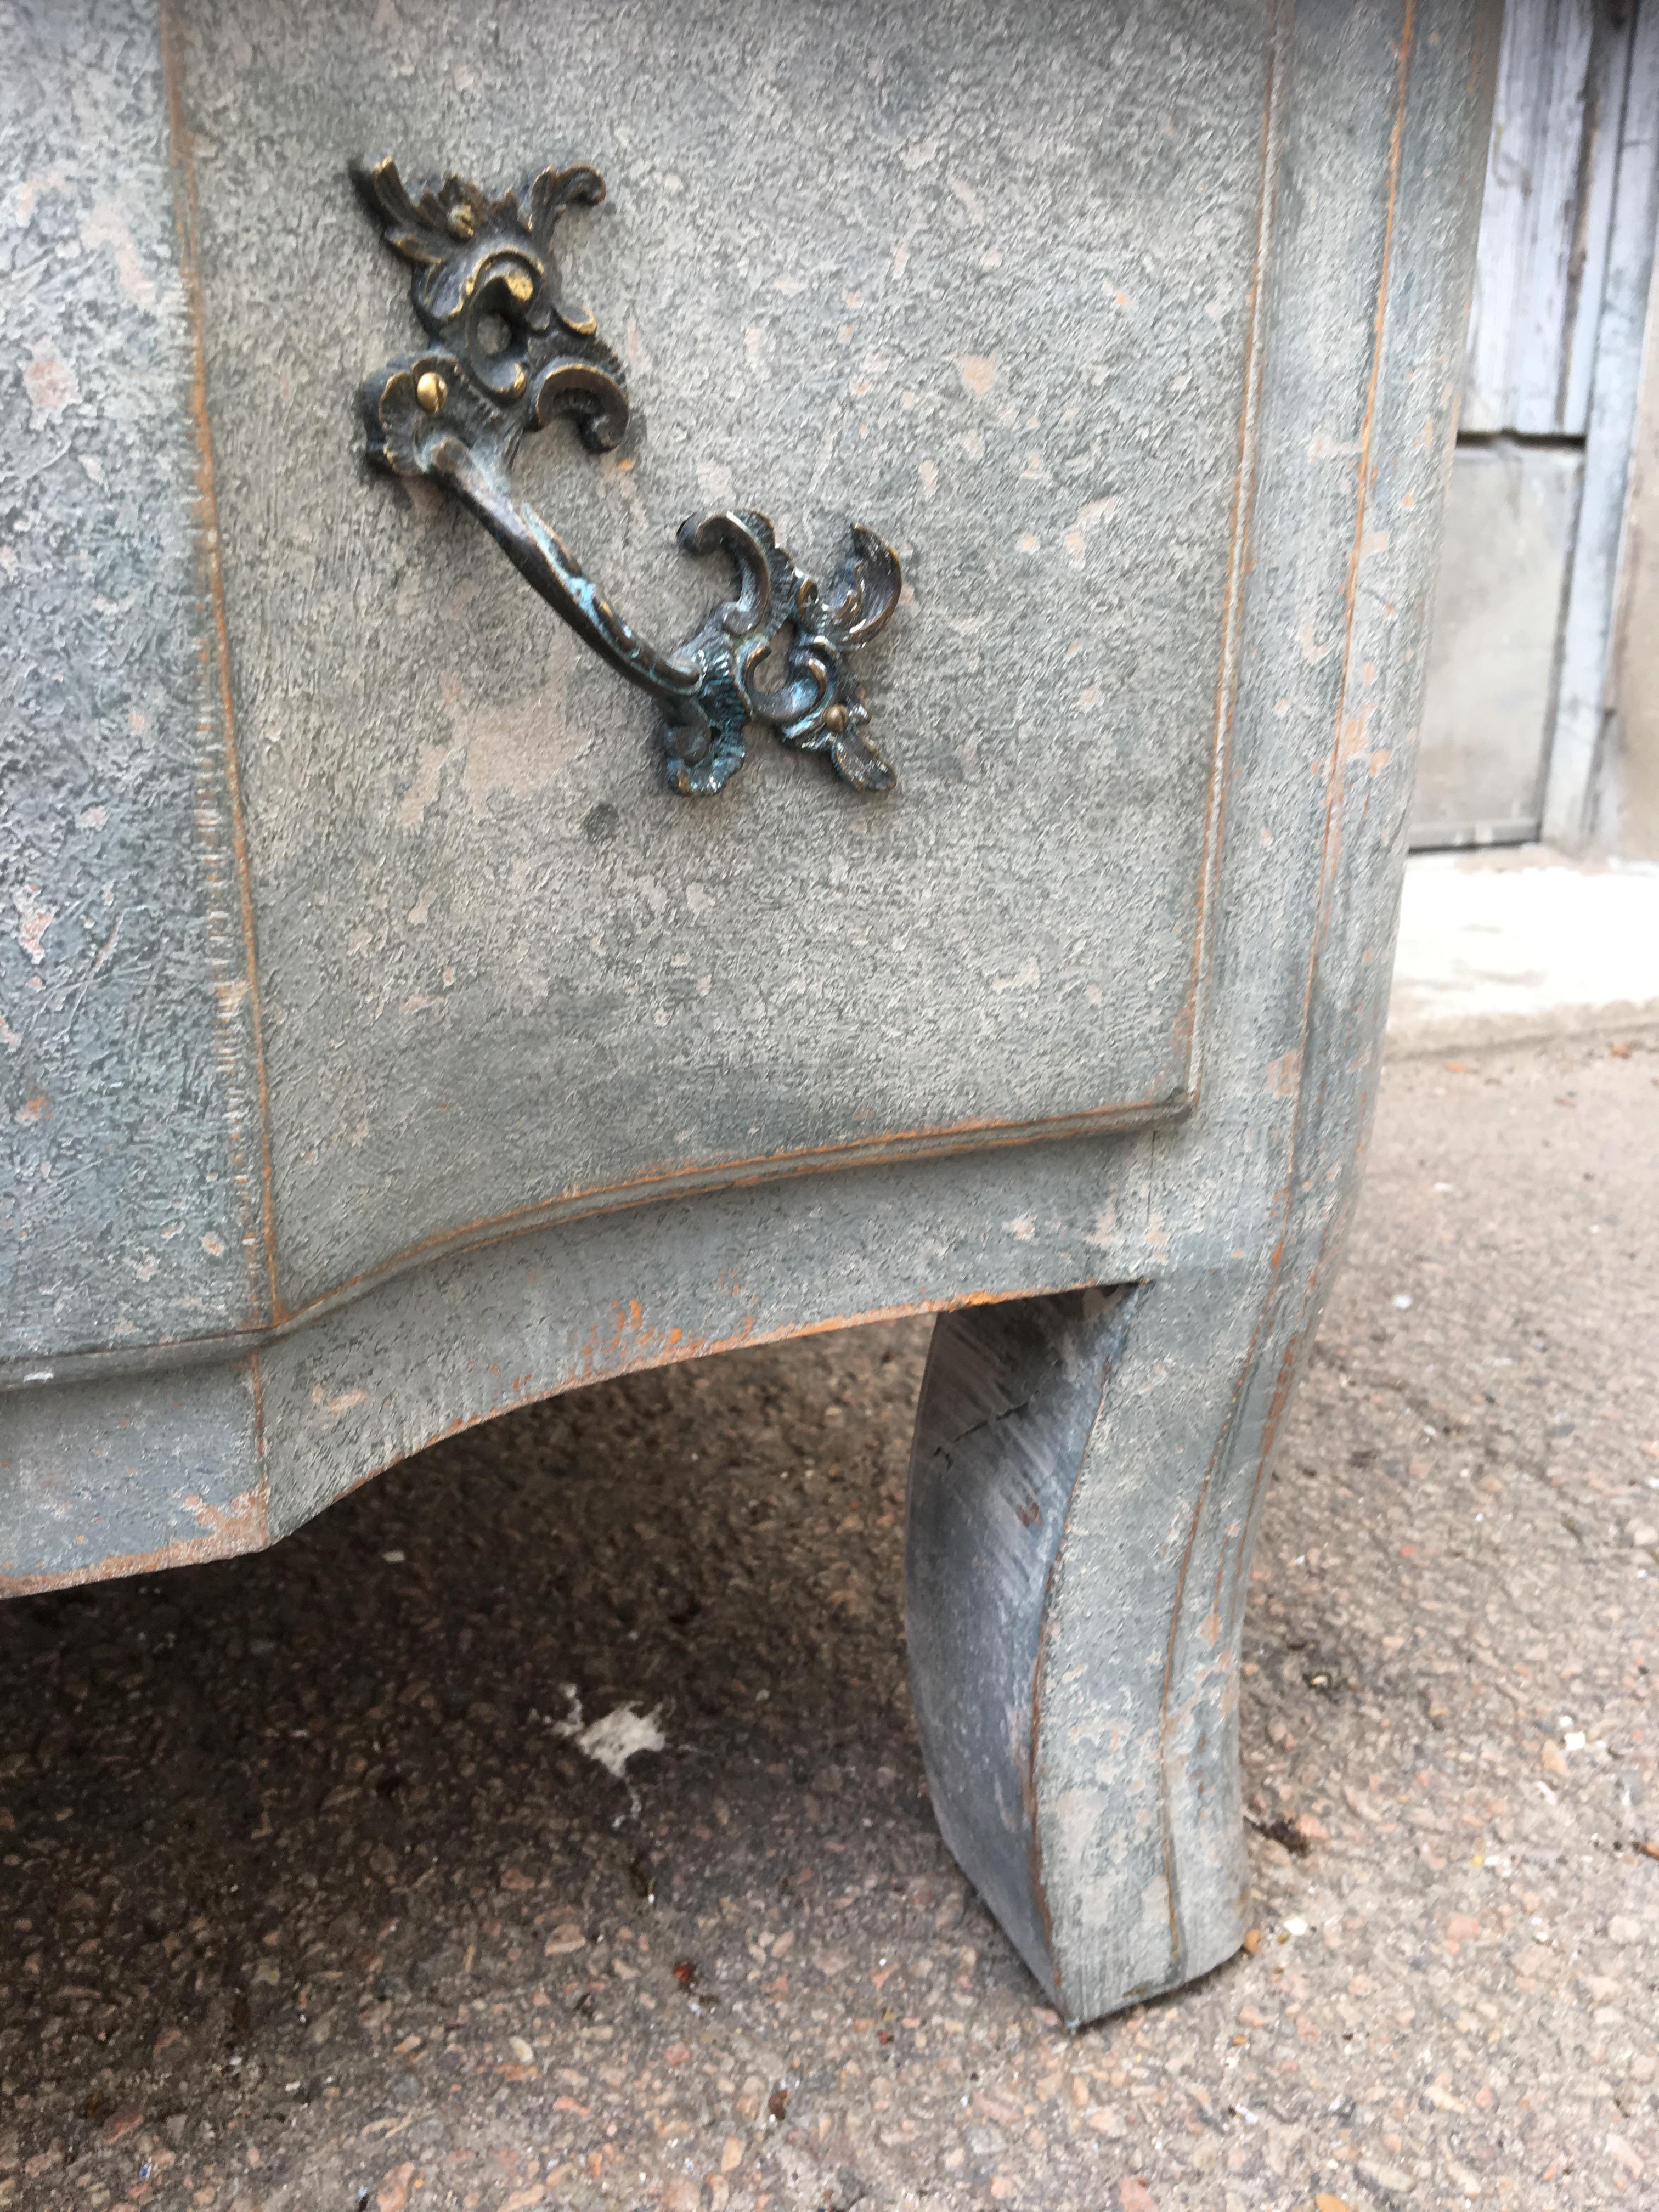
[{"x1": 353, "y1": 158, "x2": 904, "y2": 795}]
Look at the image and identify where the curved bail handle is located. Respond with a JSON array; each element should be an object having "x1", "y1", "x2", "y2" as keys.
[{"x1": 353, "y1": 157, "x2": 902, "y2": 798}]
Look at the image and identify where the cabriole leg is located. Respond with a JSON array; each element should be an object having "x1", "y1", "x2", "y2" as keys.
[{"x1": 905, "y1": 1274, "x2": 1280, "y2": 2025}]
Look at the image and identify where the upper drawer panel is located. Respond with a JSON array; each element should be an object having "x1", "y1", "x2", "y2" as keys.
[{"x1": 182, "y1": 0, "x2": 1272, "y2": 1310}]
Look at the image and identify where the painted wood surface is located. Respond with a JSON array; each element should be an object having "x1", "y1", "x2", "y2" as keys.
[
  {"x1": 0, "y1": 2, "x2": 272, "y2": 1361},
  {"x1": 1461, "y1": 0, "x2": 1632, "y2": 438},
  {"x1": 1544, "y1": 0, "x2": 1659, "y2": 840},
  {"x1": 1412, "y1": 0, "x2": 1659, "y2": 853},
  {"x1": 907, "y1": 1290, "x2": 1137, "y2": 2017},
  {"x1": 174, "y1": 0, "x2": 1278, "y2": 1315},
  {"x1": 1599, "y1": 191, "x2": 1659, "y2": 850},
  {"x1": 3, "y1": 0, "x2": 1498, "y2": 1605},
  {"x1": 910, "y1": 1, "x2": 1504, "y2": 2022},
  {"x1": 3, "y1": 0, "x2": 1499, "y2": 2028}
]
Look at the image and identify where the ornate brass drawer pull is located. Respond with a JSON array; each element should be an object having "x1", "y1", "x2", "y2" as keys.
[{"x1": 353, "y1": 159, "x2": 902, "y2": 796}]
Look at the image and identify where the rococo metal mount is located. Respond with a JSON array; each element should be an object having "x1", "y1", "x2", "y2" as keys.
[{"x1": 353, "y1": 158, "x2": 902, "y2": 796}]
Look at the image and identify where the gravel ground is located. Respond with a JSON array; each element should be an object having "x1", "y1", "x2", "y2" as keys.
[{"x1": 2, "y1": 1032, "x2": 1657, "y2": 2212}]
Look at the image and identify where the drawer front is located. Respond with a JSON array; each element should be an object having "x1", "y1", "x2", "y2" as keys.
[{"x1": 180, "y1": 0, "x2": 1274, "y2": 1308}]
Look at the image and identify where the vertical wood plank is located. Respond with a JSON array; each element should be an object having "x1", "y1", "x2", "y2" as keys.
[
  {"x1": 1544, "y1": 0, "x2": 1659, "y2": 838},
  {"x1": 1462, "y1": 0, "x2": 1631, "y2": 436}
]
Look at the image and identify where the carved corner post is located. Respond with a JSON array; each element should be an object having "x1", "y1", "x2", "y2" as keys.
[
  {"x1": 905, "y1": 1276, "x2": 1272, "y2": 2025},
  {"x1": 904, "y1": 0, "x2": 1502, "y2": 2024}
]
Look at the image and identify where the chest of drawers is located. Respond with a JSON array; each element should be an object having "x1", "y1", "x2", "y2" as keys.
[{"x1": 2, "y1": 0, "x2": 1498, "y2": 2021}]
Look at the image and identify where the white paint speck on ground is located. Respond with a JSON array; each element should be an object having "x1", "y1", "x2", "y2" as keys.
[
  {"x1": 1389, "y1": 847, "x2": 1659, "y2": 1052},
  {"x1": 551, "y1": 1684, "x2": 666, "y2": 1785}
]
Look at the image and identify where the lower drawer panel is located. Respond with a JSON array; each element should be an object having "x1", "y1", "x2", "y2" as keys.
[{"x1": 187, "y1": 0, "x2": 1271, "y2": 1305}]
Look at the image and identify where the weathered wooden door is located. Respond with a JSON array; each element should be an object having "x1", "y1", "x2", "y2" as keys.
[{"x1": 1410, "y1": 0, "x2": 1659, "y2": 849}]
